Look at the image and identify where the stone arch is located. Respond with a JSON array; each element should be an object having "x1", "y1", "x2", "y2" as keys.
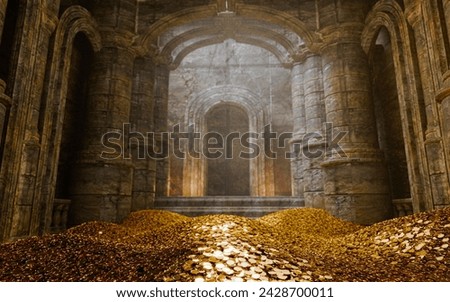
[
  {"x1": 139, "y1": 3, "x2": 312, "y2": 199},
  {"x1": 138, "y1": 4, "x2": 319, "y2": 50},
  {"x1": 362, "y1": 0, "x2": 432, "y2": 213},
  {"x1": 36, "y1": 5, "x2": 102, "y2": 233},
  {"x1": 169, "y1": 35, "x2": 291, "y2": 70},
  {"x1": 182, "y1": 85, "x2": 271, "y2": 197},
  {"x1": 136, "y1": 3, "x2": 320, "y2": 66}
]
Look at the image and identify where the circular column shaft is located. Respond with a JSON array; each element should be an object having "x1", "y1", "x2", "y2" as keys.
[
  {"x1": 290, "y1": 62, "x2": 305, "y2": 197},
  {"x1": 321, "y1": 39, "x2": 392, "y2": 225},
  {"x1": 69, "y1": 46, "x2": 136, "y2": 226},
  {"x1": 302, "y1": 54, "x2": 326, "y2": 209}
]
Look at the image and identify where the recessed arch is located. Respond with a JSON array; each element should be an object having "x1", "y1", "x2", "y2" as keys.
[
  {"x1": 362, "y1": 0, "x2": 432, "y2": 213},
  {"x1": 35, "y1": 5, "x2": 102, "y2": 233},
  {"x1": 182, "y1": 85, "x2": 269, "y2": 197}
]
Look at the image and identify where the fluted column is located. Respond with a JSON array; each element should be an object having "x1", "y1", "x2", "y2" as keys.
[
  {"x1": 302, "y1": 54, "x2": 326, "y2": 208},
  {"x1": 290, "y1": 62, "x2": 305, "y2": 197},
  {"x1": 320, "y1": 30, "x2": 392, "y2": 224},
  {"x1": 130, "y1": 56, "x2": 157, "y2": 211},
  {"x1": 154, "y1": 63, "x2": 170, "y2": 197}
]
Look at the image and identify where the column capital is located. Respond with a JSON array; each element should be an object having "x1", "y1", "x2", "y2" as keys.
[
  {"x1": 156, "y1": 54, "x2": 174, "y2": 68},
  {"x1": 291, "y1": 47, "x2": 318, "y2": 65},
  {"x1": 315, "y1": 23, "x2": 364, "y2": 54},
  {"x1": 98, "y1": 28, "x2": 137, "y2": 50}
]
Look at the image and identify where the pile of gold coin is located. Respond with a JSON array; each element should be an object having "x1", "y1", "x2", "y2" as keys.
[
  {"x1": 163, "y1": 217, "x2": 328, "y2": 282},
  {"x1": 0, "y1": 207, "x2": 448, "y2": 282}
]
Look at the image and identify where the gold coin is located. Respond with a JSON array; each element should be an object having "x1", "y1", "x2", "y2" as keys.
[
  {"x1": 253, "y1": 267, "x2": 263, "y2": 273},
  {"x1": 240, "y1": 261, "x2": 250, "y2": 268},
  {"x1": 224, "y1": 268, "x2": 235, "y2": 275},
  {"x1": 252, "y1": 273, "x2": 261, "y2": 280}
]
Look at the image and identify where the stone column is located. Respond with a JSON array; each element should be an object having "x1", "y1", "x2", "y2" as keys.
[
  {"x1": 69, "y1": 44, "x2": 136, "y2": 226},
  {"x1": 0, "y1": 0, "x2": 7, "y2": 42},
  {"x1": 320, "y1": 35, "x2": 392, "y2": 225},
  {"x1": 154, "y1": 63, "x2": 170, "y2": 197},
  {"x1": 302, "y1": 54, "x2": 326, "y2": 208},
  {"x1": 290, "y1": 62, "x2": 305, "y2": 198},
  {"x1": 130, "y1": 56, "x2": 157, "y2": 211},
  {"x1": 67, "y1": 0, "x2": 137, "y2": 226},
  {"x1": 406, "y1": 1, "x2": 450, "y2": 210}
]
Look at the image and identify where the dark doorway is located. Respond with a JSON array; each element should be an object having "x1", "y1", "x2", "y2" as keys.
[
  {"x1": 206, "y1": 104, "x2": 250, "y2": 196},
  {"x1": 371, "y1": 27, "x2": 411, "y2": 201},
  {"x1": 55, "y1": 34, "x2": 93, "y2": 201}
]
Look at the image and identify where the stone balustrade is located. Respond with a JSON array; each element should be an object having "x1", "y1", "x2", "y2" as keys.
[
  {"x1": 50, "y1": 199, "x2": 71, "y2": 233},
  {"x1": 393, "y1": 198, "x2": 414, "y2": 217}
]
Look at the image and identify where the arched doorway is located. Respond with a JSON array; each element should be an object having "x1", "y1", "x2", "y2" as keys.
[
  {"x1": 54, "y1": 33, "x2": 93, "y2": 227},
  {"x1": 205, "y1": 103, "x2": 250, "y2": 196},
  {"x1": 370, "y1": 27, "x2": 411, "y2": 207}
]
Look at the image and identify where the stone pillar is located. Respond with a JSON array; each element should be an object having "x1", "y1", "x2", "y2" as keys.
[
  {"x1": 302, "y1": 54, "x2": 326, "y2": 208},
  {"x1": 130, "y1": 56, "x2": 157, "y2": 211},
  {"x1": 290, "y1": 62, "x2": 305, "y2": 197},
  {"x1": 68, "y1": 0, "x2": 137, "y2": 225},
  {"x1": 320, "y1": 38, "x2": 392, "y2": 225},
  {"x1": 0, "y1": 0, "x2": 7, "y2": 42},
  {"x1": 154, "y1": 63, "x2": 170, "y2": 197},
  {"x1": 69, "y1": 45, "x2": 136, "y2": 226}
]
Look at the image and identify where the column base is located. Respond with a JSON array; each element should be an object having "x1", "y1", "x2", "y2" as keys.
[
  {"x1": 68, "y1": 160, "x2": 133, "y2": 226},
  {"x1": 322, "y1": 157, "x2": 393, "y2": 225}
]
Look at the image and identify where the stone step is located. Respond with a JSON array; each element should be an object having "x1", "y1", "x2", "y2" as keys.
[
  {"x1": 152, "y1": 207, "x2": 301, "y2": 218},
  {"x1": 154, "y1": 197, "x2": 304, "y2": 218}
]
